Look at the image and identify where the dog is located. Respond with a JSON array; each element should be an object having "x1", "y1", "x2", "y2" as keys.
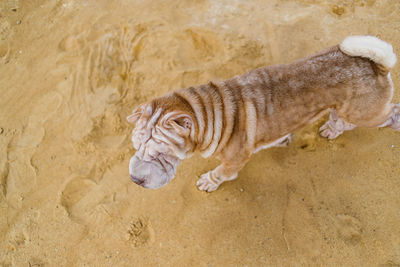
[{"x1": 127, "y1": 36, "x2": 398, "y2": 192}]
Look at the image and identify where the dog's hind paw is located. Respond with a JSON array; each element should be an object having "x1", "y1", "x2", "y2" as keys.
[
  {"x1": 389, "y1": 103, "x2": 400, "y2": 131},
  {"x1": 319, "y1": 110, "x2": 356, "y2": 139},
  {"x1": 319, "y1": 122, "x2": 342, "y2": 140}
]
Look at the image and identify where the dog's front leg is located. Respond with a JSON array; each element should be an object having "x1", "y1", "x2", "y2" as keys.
[
  {"x1": 196, "y1": 153, "x2": 250, "y2": 192},
  {"x1": 196, "y1": 164, "x2": 244, "y2": 192}
]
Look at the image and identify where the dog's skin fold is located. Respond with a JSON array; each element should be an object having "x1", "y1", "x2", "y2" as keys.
[{"x1": 127, "y1": 36, "x2": 398, "y2": 192}]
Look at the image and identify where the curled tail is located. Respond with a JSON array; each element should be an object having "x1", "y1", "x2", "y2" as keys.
[{"x1": 340, "y1": 35, "x2": 397, "y2": 70}]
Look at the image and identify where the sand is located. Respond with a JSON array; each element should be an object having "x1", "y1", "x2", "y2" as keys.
[{"x1": 1, "y1": 0, "x2": 400, "y2": 266}]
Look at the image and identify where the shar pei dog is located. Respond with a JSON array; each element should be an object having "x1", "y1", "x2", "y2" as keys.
[{"x1": 127, "y1": 35, "x2": 398, "y2": 192}]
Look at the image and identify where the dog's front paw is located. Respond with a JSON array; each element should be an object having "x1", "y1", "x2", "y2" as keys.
[{"x1": 196, "y1": 171, "x2": 220, "y2": 192}]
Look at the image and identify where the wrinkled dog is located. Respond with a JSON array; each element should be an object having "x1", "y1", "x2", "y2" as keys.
[{"x1": 127, "y1": 36, "x2": 398, "y2": 192}]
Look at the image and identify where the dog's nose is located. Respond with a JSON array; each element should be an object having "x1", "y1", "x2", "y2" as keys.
[{"x1": 130, "y1": 174, "x2": 145, "y2": 186}]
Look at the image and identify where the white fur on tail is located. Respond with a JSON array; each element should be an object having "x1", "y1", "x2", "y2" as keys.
[{"x1": 340, "y1": 35, "x2": 397, "y2": 69}]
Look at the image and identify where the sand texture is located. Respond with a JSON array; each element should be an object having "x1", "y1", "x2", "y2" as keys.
[{"x1": 1, "y1": 0, "x2": 400, "y2": 266}]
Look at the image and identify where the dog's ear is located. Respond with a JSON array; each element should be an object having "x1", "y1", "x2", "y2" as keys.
[
  {"x1": 168, "y1": 113, "x2": 193, "y2": 136},
  {"x1": 127, "y1": 104, "x2": 152, "y2": 124}
]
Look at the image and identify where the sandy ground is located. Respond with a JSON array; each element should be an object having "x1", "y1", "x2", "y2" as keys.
[{"x1": 1, "y1": 0, "x2": 400, "y2": 266}]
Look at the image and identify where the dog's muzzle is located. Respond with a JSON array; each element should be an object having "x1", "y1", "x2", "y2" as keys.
[{"x1": 129, "y1": 154, "x2": 180, "y2": 189}]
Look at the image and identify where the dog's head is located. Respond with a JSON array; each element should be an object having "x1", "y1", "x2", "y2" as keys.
[{"x1": 127, "y1": 99, "x2": 195, "y2": 189}]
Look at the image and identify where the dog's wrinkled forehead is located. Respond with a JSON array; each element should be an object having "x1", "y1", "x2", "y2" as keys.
[
  {"x1": 127, "y1": 104, "x2": 160, "y2": 128},
  {"x1": 127, "y1": 102, "x2": 195, "y2": 161},
  {"x1": 126, "y1": 104, "x2": 160, "y2": 147}
]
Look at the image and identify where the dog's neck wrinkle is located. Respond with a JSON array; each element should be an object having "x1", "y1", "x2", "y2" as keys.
[
  {"x1": 192, "y1": 67, "x2": 278, "y2": 156},
  {"x1": 176, "y1": 85, "x2": 213, "y2": 155},
  {"x1": 175, "y1": 82, "x2": 234, "y2": 158},
  {"x1": 217, "y1": 82, "x2": 238, "y2": 154},
  {"x1": 175, "y1": 88, "x2": 206, "y2": 146},
  {"x1": 192, "y1": 84, "x2": 214, "y2": 151},
  {"x1": 197, "y1": 82, "x2": 225, "y2": 157},
  {"x1": 202, "y1": 81, "x2": 236, "y2": 157}
]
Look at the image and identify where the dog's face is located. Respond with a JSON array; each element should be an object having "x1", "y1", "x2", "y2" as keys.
[{"x1": 127, "y1": 103, "x2": 195, "y2": 189}]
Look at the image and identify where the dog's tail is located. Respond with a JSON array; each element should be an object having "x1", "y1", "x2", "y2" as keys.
[{"x1": 340, "y1": 35, "x2": 397, "y2": 70}]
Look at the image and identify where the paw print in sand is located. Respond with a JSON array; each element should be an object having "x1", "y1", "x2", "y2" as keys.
[{"x1": 126, "y1": 218, "x2": 154, "y2": 247}]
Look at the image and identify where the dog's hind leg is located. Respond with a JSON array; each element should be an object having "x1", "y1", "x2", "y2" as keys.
[
  {"x1": 319, "y1": 110, "x2": 356, "y2": 140},
  {"x1": 378, "y1": 103, "x2": 400, "y2": 130},
  {"x1": 253, "y1": 133, "x2": 293, "y2": 153}
]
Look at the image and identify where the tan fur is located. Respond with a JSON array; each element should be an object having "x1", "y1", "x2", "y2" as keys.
[{"x1": 128, "y1": 37, "x2": 399, "y2": 192}]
